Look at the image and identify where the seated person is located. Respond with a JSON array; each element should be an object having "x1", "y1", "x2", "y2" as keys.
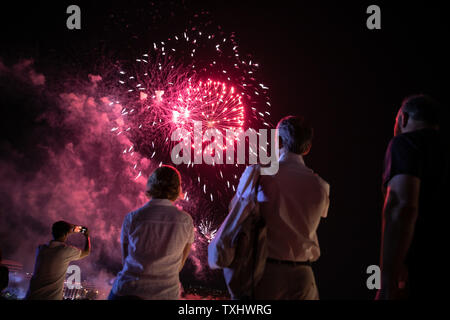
[{"x1": 109, "y1": 165, "x2": 194, "y2": 300}]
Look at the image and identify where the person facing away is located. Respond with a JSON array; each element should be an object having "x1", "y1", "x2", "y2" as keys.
[
  {"x1": 0, "y1": 249, "x2": 9, "y2": 300},
  {"x1": 0, "y1": 265, "x2": 8, "y2": 300},
  {"x1": 376, "y1": 94, "x2": 449, "y2": 300},
  {"x1": 26, "y1": 221, "x2": 91, "y2": 300},
  {"x1": 252, "y1": 116, "x2": 330, "y2": 300},
  {"x1": 109, "y1": 165, "x2": 194, "y2": 300}
]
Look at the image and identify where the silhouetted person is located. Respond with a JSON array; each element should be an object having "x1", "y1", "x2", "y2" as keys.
[
  {"x1": 254, "y1": 116, "x2": 330, "y2": 299},
  {"x1": 26, "y1": 221, "x2": 91, "y2": 300},
  {"x1": 109, "y1": 165, "x2": 194, "y2": 300},
  {"x1": 0, "y1": 250, "x2": 9, "y2": 300},
  {"x1": 377, "y1": 95, "x2": 449, "y2": 299}
]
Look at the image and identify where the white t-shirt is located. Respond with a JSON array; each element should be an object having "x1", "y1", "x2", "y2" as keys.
[
  {"x1": 26, "y1": 241, "x2": 82, "y2": 300},
  {"x1": 111, "y1": 199, "x2": 194, "y2": 300}
]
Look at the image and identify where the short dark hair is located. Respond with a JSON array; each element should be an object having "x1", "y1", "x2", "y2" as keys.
[
  {"x1": 401, "y1": 94, "x2": 442, "y2": 126},
  {"x1": 146, "y1": 165, "x2": 181, "y2": 201},
  {"x1": 276, "y1": 116, "x2": 313, "y2": 154},
  {"x1": 52, "y1": 221, "x2": 72, "y2": 239}
]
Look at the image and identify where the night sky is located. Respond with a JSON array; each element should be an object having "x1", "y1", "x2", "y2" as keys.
[{"x1": 0, "y1": 1, "x2": 448, "y2": 299}]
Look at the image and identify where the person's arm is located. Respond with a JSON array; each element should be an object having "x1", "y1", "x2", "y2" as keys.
[
  {"x1": 180, "y1": 220, "x2": 194, "y2": 272},
  {"x1": 78, "y1": 229, "x2": 91, "y2": 259},
  {"x1": 179, "y1": 242, "x2": 191, "y2": 272},
  {"x1": 321, "y1": 179, "x2": 330, "y2": 218},
  {"x1": 376, "y1": 174, "x2": 420, "y2": 300}
]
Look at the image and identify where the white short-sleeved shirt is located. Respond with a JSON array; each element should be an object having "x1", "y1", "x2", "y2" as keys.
[
  {"x1": 26, "y1": 241, "x2": 82, "y2": 300},
  {"x1": 111, "y1": 199, "x2": 194, "y2": 300},
  {"x1": 258, "y1": 151, "x2": 330, "y2": 262}
]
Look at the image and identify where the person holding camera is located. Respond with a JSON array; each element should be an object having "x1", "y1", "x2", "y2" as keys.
[{"x1": 25, "y1": 221, "x2": 91, "y2": 300}]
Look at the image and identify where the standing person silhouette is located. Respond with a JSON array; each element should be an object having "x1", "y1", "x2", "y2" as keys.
[{"x1": 377, "y1": 95, "x2": 449, "y2": 299}]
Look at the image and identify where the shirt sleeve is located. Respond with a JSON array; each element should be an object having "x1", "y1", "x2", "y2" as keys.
[
  {"x1": 321, "y1": 180, "x2": 330, "y2": 218},
  {"x1": 65, "y1": 246, "x2": 82, "y2": 261},
  {"x1": 383, "y1": 135, "x2": 422, "y2": 188},
  {"x1": 187, "y1": 217, "x2": 195, "y2": 244}
]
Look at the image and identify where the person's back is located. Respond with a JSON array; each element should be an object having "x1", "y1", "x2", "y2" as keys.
[
  {"x1": 27, "y1": 241, "x2": 81, "y2": 300},
  {"x1": 383, "y1": 128, "x2": 450, "y2": 297},
  {"x1": 259, "y1": 152, "x2": 329, "y2": 262},
  {"x1": 112, "y1": 200, "x2": 194, "y2": 299},
  {"x1": 109, "y1": 165, "x2": 194, "y2": 300},
  {"x1": 378, "y1": 94, "x2": 448, "y2": 299},
  {"x1": 253, "y1": 116, "x2": 330, "y2": 300}
]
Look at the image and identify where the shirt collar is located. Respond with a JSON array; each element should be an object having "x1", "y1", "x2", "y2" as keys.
[
  {"x1": 279, "y1": 150, "x2": 305, "y2": 165},
  {"x1": 148, "y1": 198, "x2": 175, "y2": 206}
]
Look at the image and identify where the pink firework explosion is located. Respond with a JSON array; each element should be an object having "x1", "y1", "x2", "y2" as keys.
[{"x1": 107, "y1": 26, "x2": 272, "y2": 206}]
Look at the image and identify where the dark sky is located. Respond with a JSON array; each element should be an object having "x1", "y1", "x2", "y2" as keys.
[{"x1": 1, "y1": 1, "x2": 448, "y2": 299}]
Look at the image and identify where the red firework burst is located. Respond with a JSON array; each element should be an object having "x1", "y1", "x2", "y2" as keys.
[{"x1": 170, "y1": 79, "x2": 245, "y2": 133}]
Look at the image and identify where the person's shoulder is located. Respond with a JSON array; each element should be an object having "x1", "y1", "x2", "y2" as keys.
[
  {"x1": 391, "y1": 130, "x2": 427, "y2": 147},
  {"x1": 176, "y1": 207, "x2": 194, "y2": 224},
  {"x1": 126, "y1": 204, "x2": 148, "y2": 220},
  {"x1": 60, "y1": 242, "x2": 74, "y2": 250},
  {"x1": 37, "y1": 243, "x2": 50, "y2": 252},
  {"x1": 311, "y1": 172, "x2": 329, "y2": 195},
  {"x1": 387, "y1": 132, "x2": 424, "y2": 156},
  {"x1": 387, "y1": 134, "x2": 404, "y2": 148},
  {"x1": 130, "y1": 204, "x2": 147, "y2": 215},
  {"x1": 57, "y1": 243, "x2": 79, "y2": 256},
  {"x1": 300, "y1": 161, "x2": 327, "y2": 184},
  {"x1": 315, "y1": 174, "x2": 329, "y2": 187}
]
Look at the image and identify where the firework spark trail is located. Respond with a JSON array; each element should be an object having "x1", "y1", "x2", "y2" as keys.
[
  {"x1": 172, "y1": 79, "x2": 244, "y2": 133},
  {"x1": 198, "y1": 219, "x2": 218, "y2": 243}
]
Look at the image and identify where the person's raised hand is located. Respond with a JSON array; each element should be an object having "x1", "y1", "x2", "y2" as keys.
[{"x1": 69, "y1": 224, "x2": 77, "y2": 234}]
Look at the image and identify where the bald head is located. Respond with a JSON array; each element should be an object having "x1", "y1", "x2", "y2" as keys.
[{"x1": 394, "y1": 94, "x2": 442, "y2": 136}]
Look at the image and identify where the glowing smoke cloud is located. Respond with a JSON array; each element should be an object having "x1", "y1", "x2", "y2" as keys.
[
  {"x1": 0, "y1": 60, "x2": 152, "y2": 298},
  {"x1": 0, "y1": 20, "x2": 273, "y2": 295}
]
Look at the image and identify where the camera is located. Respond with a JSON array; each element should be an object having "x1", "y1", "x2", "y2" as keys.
[{"x1": 73, "y1": 225, "x2": 88, "y2": 234}]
